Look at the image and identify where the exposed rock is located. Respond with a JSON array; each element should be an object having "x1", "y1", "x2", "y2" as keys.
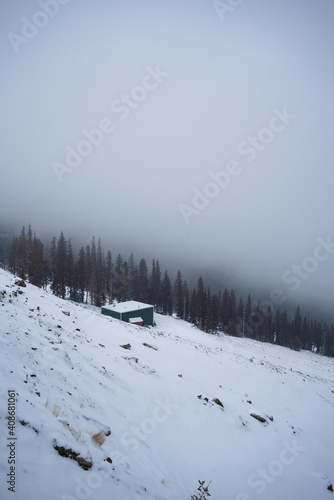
[
  {"x1": 250, "y1": 413, "x2": 267, "y2": 423},
  {"x1": 53, "y1": 443, "x2": 92, "y2": 470},
  {"x1": 120, "y1": 343, "x2": 131, "y2": 350},
  {"x1": 15, "y1": 279, "x2": 26, "y2": 287},
  {"x1": 143, "y1": 343, "x2": 158, "y2": 351},
  {"x1": 213, "y1": 398, "x2": 224, "y2": 409}
]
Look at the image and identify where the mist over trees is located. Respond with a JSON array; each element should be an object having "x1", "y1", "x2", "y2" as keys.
[{"x1": 3, "y1": 225, "x2": 334, "y2": 358}]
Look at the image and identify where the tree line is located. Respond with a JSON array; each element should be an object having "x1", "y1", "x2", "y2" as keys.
[{"x1": 6, "y1": 225, "x2": 334, "y2": 357}]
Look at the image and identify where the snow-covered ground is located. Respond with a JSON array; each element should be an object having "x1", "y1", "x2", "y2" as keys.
[{"x1": 0, "y1": 268, "x2": 333, "y2": 500}]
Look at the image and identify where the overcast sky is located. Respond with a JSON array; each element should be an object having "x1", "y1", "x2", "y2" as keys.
[{"x1": 1, "y1": 0, "x2": 334, "y2": 311}]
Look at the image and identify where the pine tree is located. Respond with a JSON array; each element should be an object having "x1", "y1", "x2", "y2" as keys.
[
  {"x1": 189, "y1": 288, "x2": 196, "y2": 324},
  {"x1": 49, "y1": 237, "x2": 57, "y2": 289},
  {"x1": 245, "y1": 294, "x2": 252, "y2": 335},
  {"x1": 127, "y1": 253, "x2": 135, "y2": 300},
  {"x1": 237, "y1": 297, "x2": 244, "y2": 320},
  {"x1": 221, "y1": 288, "x2": 230, "y2": 328},
  {"x1": 265, "y1": 305, "x2": 273, "y2": 343},
  {"x1": 132, "y1": 264, "x2": 139, "y2": 301},
  {"x1": 95, "y1": 238, "x2": 105, "y2": 306},
  {"x1": 211, "y1": 293, "x2": 220, "y2": 333},
  {"x1": 54, "y1": 232, "x2": 67, "y2": 298},
  {"x1": 88, "y1": 237, "x2": 97, "y2": 305},
  {"x1": 84, "y1": 245, "x2": 91, "y2": 304},
  {"x1": 16, "y1": 226, "x2": 29, "y2": 279},
  {"x1": 293, "y1": 305, "x2": 302, "y2": 348},
  {"x1": 105, "y1": 251, "x2": 113, "y2": 304},
  {"x1": 67, "y1": 239, "x2": 75, "y2": 300},
  {"x1": 29, "y1": 235, "x2": 44, "y2": 287},
  {"x1": 161, "y1": 270, "x2": 173, "y2": 315},
  {"x1": 196, "y1": 277, "x2": 206, "y2": 331},
  {"x1": 183, "y1": 280, "x2": 190, "y2": 322},
  {"x1": 206, "y1": 287, "x2": 212, "y2": 333},
  {"x1": 174, "y1": 270, "x2": 184, "y2": 319},
  {"x1": 301, "y1": 315, "x2": 309, "y2": 350},
  {"x1": 137, "y1": 258, "x2": 149, "y2": 303},
  {"x1": 76, "y1": 247, "x2": 86, "y2": 302},
  {"x1": 8, "y1": 237, "x2": 18, "y2": 275},
  {"x1": 121, "y1": 261, "x2": 129, "y2": 302},
  {"x1": 229, "y1": 289, "x2": 237, "y2": 323},
  {"x1": 150, "y1": 259, "x2": 162, "y2": 311},
  {"x1": 27, "y1": 224, "x2": 33, "y2": 280}
]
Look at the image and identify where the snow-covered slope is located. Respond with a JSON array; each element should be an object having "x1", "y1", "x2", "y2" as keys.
[{"x1": 0, "y1": 268, "x2": 333, "y2": 500}]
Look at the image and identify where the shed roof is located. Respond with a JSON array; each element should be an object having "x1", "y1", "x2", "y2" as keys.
[
  {"x1": 129, "y1": 317, "x2": 143, "y2": 324},
  {"x1": 102, "y1": 300, "x2": 154, "y2": 313}
]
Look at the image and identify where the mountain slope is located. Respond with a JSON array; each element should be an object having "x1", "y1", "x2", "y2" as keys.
[{"x1": 0, "y1": 269, "x2": 333, "y2": 500}]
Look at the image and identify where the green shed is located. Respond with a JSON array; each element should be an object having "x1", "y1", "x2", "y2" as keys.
[{"x1": 101, "y1": 300, "x2": 154, "y2": 326}]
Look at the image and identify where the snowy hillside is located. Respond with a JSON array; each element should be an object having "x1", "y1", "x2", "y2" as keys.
[{"x1": 0, "y1": 268, "x2": 333, "y2": 500}]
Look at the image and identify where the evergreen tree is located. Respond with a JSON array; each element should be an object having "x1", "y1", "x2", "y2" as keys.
[
  {"x1": 211, "y1": 293, "x2": 220, "y2": 333},
  {"x1": 114, "y1": 254, "x2": 124, "y2": 301},
  {"x1": 190, "y1": 288, "x2": 197, "y2": 325},
  {"x1": 27, "y1": 224, "x2": 33, "y2": 280},
  {"x1": 221, "y1": 288, "x2": 230, "y2": 328},
  {"x1": 301, "y1": 315, "x2": 309, "y2": 350},
  {"x1": 196, "y1": 277, "x2": 206, "y2": 331},
  {"x1": 237, "y1": 297, "x2": 244, "y2": 320},
  {"x1": 183, "y1": 280, "x2": 190, "y2": 322},
  {"x1": 127, "y1": 253, "x2": 135, "y2": 300},
  {"x1": 293, "y1": 305, "x2": 302, "y2": 346},
  {"x1": 8, "y1": 237, "x2": 18, "y2": 275},
  {"x1": 105, "y1": 251, "x2": 113, "y2": 304},
  {"x1": 16, "y1": 226, "x2": 29, "y2": 279},
  {"x1": 245, "y1": 294, "x2": 252, "y2": 335},
  {"x1": 54, "y1": 232, "x2": 67, "y2": 298},
  {"x1": 29, "y1": 235, "x2": 44, "y2": 287},
  {"x1": 76, "y1": 247, "x2": 86, "y2": 302},
  {"x1": 95, "y1": 238, "x2": 105, "y2": 306},
  {"x1": 49, "y1": 236, "x2": 57, "y2": 288},
  {"x1": 229, "y1": 289, "x2": 237, "y2": 323},
  {"x1": 84, "y1": 245, "x2": 91, "y2": 304},
  {"x1": 265, "y1": 305, "x2": 273, "y2": 343},
  {"x1": 132, "y1": 264, "x2": 140, "y2": 301},
  {"x1": 161, "y1": 270, "x2": 173, "y2": 315},
  {"x1": 137, "y1": 258, "x2": 149, "y2": 303},
  {"x1": 151, "y1": 259, "x2": 162, "y2": 311},
  {"x1": 88, "y1": 237, "x2": 97, "y2": 305},
  {"x1": 67, "y1": 239, "x2": 76, "y2": 300},
  {"x1": 174, "y1": 269, "x2": 184, "y2": 319},
  {"x1": 121, "y1": 261, "x2": 129, "y2": 302},
  {"x1": 206, "y1": 287, "x2": 212, "y2": 333}
]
